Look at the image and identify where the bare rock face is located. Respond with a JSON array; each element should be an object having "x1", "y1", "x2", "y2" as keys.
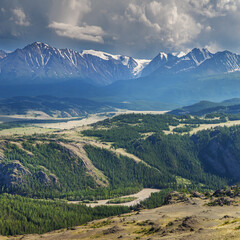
[
  {"x1": 35, "y1": 170, "x2": 58, "y2": 185},
  {"x1": 35, "y1": 171, "x2": 51, "y2": 185},
  {"x1": 208, "y1": 197, "x2": 236, "y2": 206},
  {"x1": 103, "y1": 226, "x2": 123, "y2": 235},
  {"x1": 164, "y1": 192, "x2": 189, "y2": 204},
  {"x1": 0, "y1": 160, "x2": 59, "y2": 188},
  {"x1": 191, "y1": 191, "x2": 204, "y2": 198},
  {"x1": 177, "y1": 216, "x2": 201, "y2": 232},
  {"x1": 0, "y1": 160, "x2": 31, "y2": 187}
]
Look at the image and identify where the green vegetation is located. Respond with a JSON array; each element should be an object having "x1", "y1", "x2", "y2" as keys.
[
  {"x1": 90, "y1": 219, "x2": 113, "y2": 228},
  {"x1": 2, "y1": 113, "x2": 239, "y2": 202},
  {"x1": 173, "y1": 124, "x2": 199, "y2": 133},
  {"x1": 2, "y1": 141, "x2": 96, "y2": 199},
  {"x1": 83, "y1": 114, "x2": 240, "y2": 190},
  {"x1": 0, "y1": 140, "x2": 153, "y2": 200},
  {"x1": 135, "y1": 189, "x2": 170, "y2": 209},
  {"x1": 0, "y1": 122, "x2": 24, "y2": 130},
  {"x1": 106, "y1": 196, "x2": 137, "y2": 204},
  {"x1": 0, "y1": 193, "x2": 130, "y2": 236},
  {"x1": 2, "y1": 104, "x2": 240, "y2": 237},
  {"x1": 84, "y1": 145, "x2": 174, "y2": 189}
]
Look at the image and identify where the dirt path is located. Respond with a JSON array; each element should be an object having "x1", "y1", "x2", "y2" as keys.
[
  {"x1": 68, "y1": 188, "x2": 160, "y2": 207},
  {"x1": 58, "y1": 142, "x2": 109, "y2": 187}
]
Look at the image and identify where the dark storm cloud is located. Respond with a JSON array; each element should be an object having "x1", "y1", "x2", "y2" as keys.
[{"x1": 0, "y1": 0, "x2": 240, "y2": 58}]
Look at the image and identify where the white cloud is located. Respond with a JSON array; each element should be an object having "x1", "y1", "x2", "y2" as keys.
[
  {"x1": 187, "y1": 0, "x2": 240, "y2": 17},
  {"x1": 51, "y1": 0, "x2": 91, "y2": 25},
  {"x1": 2, "y1": 0, "x2": 240, "y2": 57},
  {"x1": 125, "y1": 3, "x2": 161, "y2": 32},
  {"x1": 11, "y1": 8, "x2": 30, "y2": 26},
  {"x1": 48, "y1": 21, "x2": 105, "y2": 43},
  {"x1": 204, "y1": 42, "x2": 224, "y2": 53},
  {"x1": 48, "y1": 0, "x2": 102, "y2": 43},
  {"x1": 67, "y1": 0, "x2": 91, "y2": 11},
  {"x1": 205, "y1": 26, "x2": 212, "y2": 32},
  {"x1": 216, "y1": 0, "x2": 239, "y2": 12},
  {"x1": 125, "y1": 1, "x2": 203, "y2": 49}
]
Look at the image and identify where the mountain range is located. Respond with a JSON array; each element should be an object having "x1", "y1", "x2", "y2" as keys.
[
  {"x1": 1, "y1": 42, "x2": 240, "y2": 86},
  {"x1": 1, "y1": 42, "x2": 240, "y2": 108},
  {"x1": 0, "y1": 42, "x2": 150, "y2": 86}
]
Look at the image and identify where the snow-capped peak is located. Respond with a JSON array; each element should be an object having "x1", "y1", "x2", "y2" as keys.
[
  {"x1": 184, "y1": 48, "x2": 213, "y2": 66},
  {"x1": 26, "y1": 42, "x2": 51, "y2": 48}
]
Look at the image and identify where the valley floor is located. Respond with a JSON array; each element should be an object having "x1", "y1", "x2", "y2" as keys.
[
  {"x1": 2, "y1": 195, "x2": 240, "y2": 240},
  {"x1": 69, "y1": 188, "x2": 160, "y2": 207}
]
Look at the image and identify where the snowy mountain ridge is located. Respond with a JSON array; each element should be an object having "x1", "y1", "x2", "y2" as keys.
[{"x1": 1, "y1": 42, "x2": 240, "y2": 86}]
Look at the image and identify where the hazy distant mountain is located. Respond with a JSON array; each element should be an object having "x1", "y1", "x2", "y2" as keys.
[
  {"x1": 139, "y1": 48, "x2": 240, "y2": 76},
  {"x1": 0, "y1": 42, "x2": 149, "y2": 86},
  {"x1": 141, "y1": 48, "x2": 213, "y2": 76},
  {"x1": 170, "y1": 98, "x2": 240, "y2": 116}
]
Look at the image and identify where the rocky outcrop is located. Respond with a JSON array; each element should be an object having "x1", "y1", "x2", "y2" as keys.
[
  {"x1": 164, "y1": 192, "x2": 189, "y2": 204},
  {"x1": 0, "y1": 160, "x2": 31, "y2": 187},
  {"x1": 35, "y1": 170, "x2": 58, "y2": 185},
  {"x1": 0, "y1": 160, "x2": 59, "y2": 188}
]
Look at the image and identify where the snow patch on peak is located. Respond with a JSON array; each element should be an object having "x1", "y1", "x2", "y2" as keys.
[
  {"x1": 159, "y1": 52, "x2": 168, "y2": 60},
  {"x1": 133, "y1": 59, "x2": 151, "y2": 75},
  {"x1": 120, "y1": 56, "x2": 130, "y2": 66},
  {"x1": 81, "y1": 49, "x2": 131, "y2": 65},
  {"x1": 172, "y1": 51, "x2": 186, "y2": 58},
  {"x1": 82, "y1": 49, "x2": 110, "y2": 60}
]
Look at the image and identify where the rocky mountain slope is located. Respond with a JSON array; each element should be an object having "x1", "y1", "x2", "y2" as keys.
[{"x1": 142, "y1": 48, "x2": 240, "y2": 76}]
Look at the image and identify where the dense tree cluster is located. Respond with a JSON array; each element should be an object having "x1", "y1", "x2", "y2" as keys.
[{"x1": 0, "y1": 194, "x2": 130, "y2": 236}]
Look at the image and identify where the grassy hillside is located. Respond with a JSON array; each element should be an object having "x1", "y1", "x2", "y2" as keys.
[{"x1": 82, "y1": 113, "x2": 240, "y2": 188}]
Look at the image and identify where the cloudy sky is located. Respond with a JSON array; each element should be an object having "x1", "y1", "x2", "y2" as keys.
[{"x1": 0, "y1": 0, "x2": 240, "y2": 58}]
